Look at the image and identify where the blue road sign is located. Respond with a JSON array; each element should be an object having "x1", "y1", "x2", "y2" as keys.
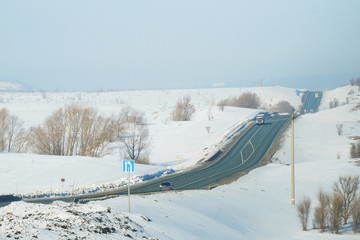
[{"x1": 123, "y1": 160, "x2": 135, "y2": 173}]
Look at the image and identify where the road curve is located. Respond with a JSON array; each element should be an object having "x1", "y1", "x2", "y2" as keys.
[
  {"x1": 18, "y1": 114, "x2": 290, "y2": 205},
  {"x1": 71, "y1": 114, "x2": 291, "y2": 202}
]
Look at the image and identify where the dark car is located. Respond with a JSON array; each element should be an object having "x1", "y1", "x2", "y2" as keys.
[{"x1": 160, "y1": 182, "x2": 174, "y2": 191}]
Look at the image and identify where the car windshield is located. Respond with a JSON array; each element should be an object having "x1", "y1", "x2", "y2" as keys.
[{"x1": 161, "y1": 183, "x2": 171, "y2": 186}]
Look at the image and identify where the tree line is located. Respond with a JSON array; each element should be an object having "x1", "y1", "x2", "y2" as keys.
[
  {"x1": 350, "y1": 77, "x2": 360, "y2": 87},
  {"x1": 217, "y1": 92, "x2": 295, "y2": 114},
  {"x1": 0, "y1": 105, "x2": 150, "y2": 163},
  {"x1": 0, "y1": 95, "x2": 198, "y2": 162}
]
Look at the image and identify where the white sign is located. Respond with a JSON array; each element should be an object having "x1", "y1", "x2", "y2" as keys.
[{"x1": 123, "y1": 160, "x2": 135, "y2": 173}]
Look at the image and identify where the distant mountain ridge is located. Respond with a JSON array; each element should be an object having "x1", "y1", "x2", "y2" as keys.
[{"x1": 0, "y1": 80, "x2": 33, "y2": 92}]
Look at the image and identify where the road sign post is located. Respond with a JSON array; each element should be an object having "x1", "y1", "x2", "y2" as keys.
[
  {"x1": 61, "y1": 178, "x2": 65, "y2": 189},
  {"x1": 127, "y1": 171, "x2": 130, "y2": 213},
  {"x1": 122, "y1": 160, "x2": 135, "y2": 213}
]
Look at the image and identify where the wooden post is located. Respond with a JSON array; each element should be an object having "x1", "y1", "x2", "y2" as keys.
[{"x1": 291, "y1": 114, "x2": 295, "y2": 205}]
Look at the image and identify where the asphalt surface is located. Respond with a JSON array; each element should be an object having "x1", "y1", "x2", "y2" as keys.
[
  {"x1": 301, "y1": 91, "x2": 322, "y2": 114},
  {"x1": 66, "y1": 114, "x2": 291, "y2": 203}
]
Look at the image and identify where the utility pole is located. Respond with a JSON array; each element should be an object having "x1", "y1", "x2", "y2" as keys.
[{"x1": 291, "y1": 113, "x2": 295, "y2": 205}]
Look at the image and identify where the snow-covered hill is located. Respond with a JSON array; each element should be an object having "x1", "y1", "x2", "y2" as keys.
[{"x1": 1, "y1": 85, "x2": 360, "y2": 239}]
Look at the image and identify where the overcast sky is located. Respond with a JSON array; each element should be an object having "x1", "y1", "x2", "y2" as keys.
[{"x1": 1, "y1": 0, "x2": 359, "y2": 91}]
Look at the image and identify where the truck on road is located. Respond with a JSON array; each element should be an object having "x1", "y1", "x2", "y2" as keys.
[{"x1": 256, "y1": 114, "x2": 265, "y2": 125}]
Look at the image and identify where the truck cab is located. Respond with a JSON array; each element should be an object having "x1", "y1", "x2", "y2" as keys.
[{"x1": 256, "y1": 114, "x2": 265, "y2": 125}]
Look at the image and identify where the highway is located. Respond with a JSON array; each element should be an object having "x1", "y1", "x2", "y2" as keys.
[
  {"x1": 301, "y1": 91, "x2": 322, "y2": 114},
  {"x1": 1, "y1": 114, "x2": 291, "y2": 206},
  {"x1": 0, "y1": 92, "x2": 318, "y2": 207},
  {"x1": 70, "y1": 114, "x2": 290, "y2": 203}
]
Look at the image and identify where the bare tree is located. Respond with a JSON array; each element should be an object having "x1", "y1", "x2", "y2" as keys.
[
  {"x1": 333, "y1": 175, "x2": 360, "y2": 225},
  {"x1": 351, "y1": 196, "x2": 360, "y2": 233},
  {"x1": 29, "y1": 108, "x2": 65, "y2": 155},
  {"x1": 352, "y1": 103, "x2": 360, "y2": 112},
  {"x1": 111, "y1": 106, "x2": 145, "y2": 140},
  {"x1": 328, "y1": 192, "x2": 344, "y2": 234},
  {"x1": 269, "y1": 100, "x2": 294, "y2": 114},
  {"x1": 171, "y1": 95, "x2": 196, "y2": 121},
  {"x1": 297, "y1": 196, "x2": 311, "y2": 231},
  {"x1": 120, "y1": 106, "x2": 144, "y2": 124},
  {"x1": 314, "y1": 189, "x2": 329, "y2": 232},
  {"x1": 7, "y1": 115, "x2": 24, "y2": 152},
  {"x1": 121, "y1": 122, "x2": 150, "y2": 164},
  {"x1": 217, "y1": 92, "x2": 261, "y2": 109},
  {"x1": 205, "y1": 126, "x2": 211, "y2": 134},
  {"x1": 0, "y1": 108, "x2": 9, "y2": 151},
  {"x1": 77, "y1": 107, "x2": 106, "y2": 157},
  {"x1": 28, "y1": 126, "x2": 52, "y2": 155},
  {"x1": 217, "y1": 99, "x2": 226, "y2": 111},
  {"x1": 350, "y1": 77, "x2": 360, "y2": 86},
  {"x1": 350, "y1": 78, "x2": 355, "y2": 86},
  {"x1": 29, "y1": 105, "x2": 114, "y2": 157},
  {"x1": 64, "y1": 105, "x2": 83, "y2": 156},
  {"x1": 238, "y1": 92, "x2": 260, "y2": 109},
  {"x1": 329, "y1": 98, "x2": 339, "y2": 109},
  {"x1": 207, "y1": 107, "x2": 213, "y2": 121},
  {"x1": 0, "y1": 108, "x2": 25, "y2": 153},
  {"x1": 336, "y1": 124, "x2": 343, "y2": 136},
  {"x1": 87, "y1": 116, "x2": 114, "y2": 157},
  {"x1": 350, "y1": 141, "x2": 360, "y2": 158}
]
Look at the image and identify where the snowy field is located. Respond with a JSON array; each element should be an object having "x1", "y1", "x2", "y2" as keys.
[{"x1": 1, "y1": 85, "x2": 360, "y2": 239}]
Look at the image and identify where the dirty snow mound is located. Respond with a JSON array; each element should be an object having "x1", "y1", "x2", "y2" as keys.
[{"x1": 0, "y1": 201, "x2": 156, "y2": 240}]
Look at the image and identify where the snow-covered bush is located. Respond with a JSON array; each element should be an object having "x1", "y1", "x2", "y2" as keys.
[
  {"x1": 350, "y1": 141, "x2": 360, "y2": 159},
  {"x1": 171, "y1": 95, "x2": 196, "y2": 121},
  {"x1": 296, "y1": 196, "x2": 311, "y2": 231}
]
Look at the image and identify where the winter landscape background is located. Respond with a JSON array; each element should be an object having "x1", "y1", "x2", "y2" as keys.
[{"x1": 0, "y1": 83, "x2": 359, "y2": 239}]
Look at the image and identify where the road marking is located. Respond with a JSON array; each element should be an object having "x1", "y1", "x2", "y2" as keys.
[
  {"x1": 240, "y1": 140, "x2": 255, "y2": 163},
  {"x1": 177, "y1": 117, "x2": 289, "y2": 190},
  {"x1": 240, "y1": 124, "x2": 263, "y2": 163}
]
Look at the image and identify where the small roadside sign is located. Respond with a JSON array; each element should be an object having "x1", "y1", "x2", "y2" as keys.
[
  {"x1": 122, "y1": 160, "x2": 135, "y2": 213},
  {"x1": 123, "y1": 160, "x2": 135, "y2": 173}
]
